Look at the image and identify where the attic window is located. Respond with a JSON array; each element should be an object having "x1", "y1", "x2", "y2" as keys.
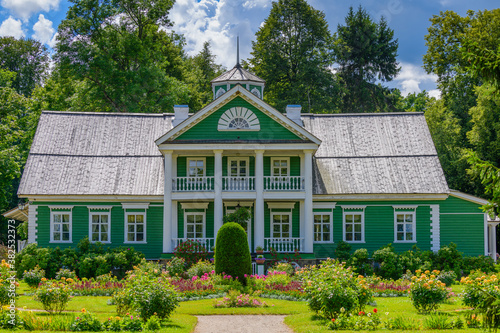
[
  {"x1": 251, "y1": 87, "x2": 261, "y2": 98},
  {"x1": 229, "y1": 117, "x2": 250, "y2": 129},
  {"x1": 218, "y1": 107, "x2": 260, "y2": 131},
  {"x1": 215, "y1": 87, "x2": 226, "y2": 98}
]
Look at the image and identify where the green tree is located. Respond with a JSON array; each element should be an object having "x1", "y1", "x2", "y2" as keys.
[
  {"x1": 0, "y1": 37, "x2": 49, "y2": 96},
  {"x1": 247, "y1": 0, "x2": 337, "y2": 113},
  {"x1": 333, "y1": 6, "x2": 400, "y2": 113},
  {"x1": 55, "y1": 0, "x2": 190, "y2": 113}
]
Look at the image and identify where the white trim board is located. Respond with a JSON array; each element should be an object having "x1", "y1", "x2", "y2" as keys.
[
  {"x1": 267, "y1": 202, "x2": 296, "y2": 210},
  {"x1": 180, "y1": 202, "x2": 210, "y2": 210}
]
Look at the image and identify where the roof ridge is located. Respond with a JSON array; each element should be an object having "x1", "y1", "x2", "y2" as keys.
[
  {"x1": 42, "y1": 110, "x2": 174, "y2": 117},
  {"x1": 302, "y1": 112, "x2": 423, "y2": 117}
]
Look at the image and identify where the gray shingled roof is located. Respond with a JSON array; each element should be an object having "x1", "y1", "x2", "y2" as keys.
[
  {"x1": 302, "y1": 113, "x2": 449, "y2": 194},
  {"x1": 211, "y1": 64, "x2": 265, "y2": 83},
  {"x1": 18, "y1": 111, "x2": 449, "y2": 196},
  {"x1": 18, "y1": 111, "x2": 173, "y2": 196}
]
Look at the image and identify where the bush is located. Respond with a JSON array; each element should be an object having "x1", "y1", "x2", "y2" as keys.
[
  {"x1": 165, "y1": 257, "x2": 186, "y2": 277},
  {"x1": 299, "y1": 259, "x2": 372, "y2": 318},
  {"x1": 34, "y1": 281, "x2": 72, "y2": 313},
  {"x1": 267, "y1": 262, "x2": 295, "y2": 276},
  {"x1": 144, "y1": 315, "x2": 162, "y2": 331},
  {"x1": 215, "y1": 222, "x2": 251, "y2": 285},
  {"x1": 55, "y1": 268, "x2": 77, "y2": 280},
  {"x1": 187, "y1": 260, "x2": 214, "y2": 279},
  {"x1": 335, "y1": 241, "x2": 351, "y2": 262},
  {"x1": 462, "y1": 255, "x2": 495, "y2": 276},
  {"x1": 409, "y1": 270, "x2": 450, "y2": 313},
  {"x1": 173, "y1": 240, "x2": 208, "y2": 268},
  {"x1": 114, "y1": 271, "x2": 179, "y2": 320},
  {"x1": 436, "y1": 270, "x2": 457, "y2": 286},
  {"x1": 70, "y1": 312, "x2": 102, "y2": 331},
  {"x1": 0, "y1": 260, "x2": 15, "y2": 306},
  {"x1": 349, "y1": 248, "x2": 373, "y2": 276},
  {"x1": 462, "y1": 271, "x2": 500, "y2": 309},
  {"x1": 23, "y1": 266, "x2": 45, "y2": 288},
  {"x1": 213, "y1": 289, "x2": 269, "y2": 308},
  {"x1": 433, "y1": 243, "x2": 462, "y2": 277},
  {"x1": 373, "y1": 244, "x2": 404, "y2": 280}
]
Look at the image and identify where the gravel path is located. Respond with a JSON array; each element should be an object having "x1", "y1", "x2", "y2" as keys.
[{"x1": 193, "y1": 315, "x2": 293, "y2": 333}]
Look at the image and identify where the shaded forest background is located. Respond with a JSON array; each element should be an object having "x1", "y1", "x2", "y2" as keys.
[{"x1": 1, "y1": 0, "x2": 500, "y2": 243}]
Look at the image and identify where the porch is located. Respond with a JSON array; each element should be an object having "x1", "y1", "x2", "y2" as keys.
[
  {"x1": 171, "y1": 237, "x2": 305, "y2": 253},
  {"x1": 172, "y1": 176, "x2": 304, "y2": 192}
]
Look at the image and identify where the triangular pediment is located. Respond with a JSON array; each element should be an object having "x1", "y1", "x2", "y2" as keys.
[{"x1": 155, "y1": 85, "x2": 321, "y2": 145}]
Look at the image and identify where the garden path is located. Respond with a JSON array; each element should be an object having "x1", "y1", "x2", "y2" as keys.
[{"x1": 193, "y1": 315, "x2": 293, "y2": 333}]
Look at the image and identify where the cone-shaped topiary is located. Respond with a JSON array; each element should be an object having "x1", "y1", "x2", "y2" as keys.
[{"x1": 215, "y1": 222, "x2": 251, "y2": 284}]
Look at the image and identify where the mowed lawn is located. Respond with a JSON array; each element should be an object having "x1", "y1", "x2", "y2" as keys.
[{"x1": 2, "y1": 284, "x2": 482, "y2": 332}]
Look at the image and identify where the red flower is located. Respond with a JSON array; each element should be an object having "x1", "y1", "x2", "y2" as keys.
[
  {"x1": 331, "y1": 318, "x2": 336, "y2": 323},
  {"x1": 373, "y1": 308, "x2": 378, "y2": 313},
  {"x1": 359, "y1": 311, "x2": 365, "y2": 316}
]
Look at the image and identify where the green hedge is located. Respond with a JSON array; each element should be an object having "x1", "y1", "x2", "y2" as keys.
[{"x1": 215, "y1": 222, "x2": 251, "y2": 284}]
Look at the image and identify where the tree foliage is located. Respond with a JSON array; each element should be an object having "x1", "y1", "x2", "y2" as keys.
[
  {"x1": 0, "y1": 37, "x2": 49, "y2": 96},
  {"x1": 215, "y1": 222, "x2": 251, "y2": 285},
  {"x1": 55, "y1": 0, "x2": 190, "y2": 113},
  {"x1": 334, "y1": 6, "x2": 400, "y2": 112},
  {"x1": 247, "y1": 0, "x2": 337, "y2": 113}
]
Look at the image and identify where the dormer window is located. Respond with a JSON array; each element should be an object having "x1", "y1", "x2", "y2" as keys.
[
  {"x1": 251, "y1": 87, "x2": 261, "y2": 98},
  {"x1": 218, "y1": 107, "x2": 260, "y2": 131},
  {"x1": 215, "y1": 87, "x2": 226, "y2": 99}
]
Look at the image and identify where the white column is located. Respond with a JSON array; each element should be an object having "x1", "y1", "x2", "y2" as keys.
[
  {"x1": 488, "y1": 223, "x2": 498, "y2": 262},
  {"x1": 255, "y1": 150, "x2": 265, "y2": 251},
  {"x1": 214, "y1": 150, "x2": 224, "y2": 238},
  {"x1": 163, "y1": 151, "x2": 173, "y2": 253},
  {"x1": 304, "y1": 150, "x2": 314, "y2": 253}
]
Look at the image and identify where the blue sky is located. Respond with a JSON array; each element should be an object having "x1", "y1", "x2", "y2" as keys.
[{"x1": 0, "y1": 0, "x2": 497, "y2": 97}]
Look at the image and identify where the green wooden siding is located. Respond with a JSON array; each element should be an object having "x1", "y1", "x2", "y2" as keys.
[
  {"x1": 440, "y1": 195, "x2": 484, "y2": 214},
  {"x1": 174, "y1": 97, "x2": 302, "y2": 142},
  {"x1": 440, "y1": 215, "x2": 484, "y2": 256},
  {"x1": 35, "y1": 203, "x2": 164, "y2": 259}
]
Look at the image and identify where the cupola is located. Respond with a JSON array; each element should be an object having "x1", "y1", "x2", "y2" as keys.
[{"x1": 211, "y1": 38, "x2": 265, "y2": 100}]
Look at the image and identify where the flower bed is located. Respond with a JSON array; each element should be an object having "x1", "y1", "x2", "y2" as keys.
[{"x1": 368, "y1": 281, "x2": 411, "y2": 297}]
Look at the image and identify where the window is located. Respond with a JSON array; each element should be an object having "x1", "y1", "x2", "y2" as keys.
[
  {"x1": 187, "y1": 158, "x2": 205, "y2": 177},
  {"x1": 271, "y1": 213, "x2": 291, "y2": 238},
  {"x1": 217, "y1": 107, "x2": 260, "y2": 131},
  {"x1": 185, "y1": 212, "x2": 205, "y2": 239},
  {"x1": 51, "y1": 212, "x2": 71, "y2": 242},
  {"x1": 125, "y1": 213, "x2": 146, "y2": 243},
  {"x1": 314, "y1": 213, "x2": 332, "y2": 242},
  {"x1": 215, "y1": 87, "x2": 226, "y2": 98},
  {"x1": 271, "y1": 158, "x2": 289, "y2": 177},
  {"x1": 90, "y1": 212, "x2": 110, "y2": 243},
  {"x1": 250, "y1": 87, "x2": 261, "y2": 98},
  {"x1": 229, "y1": 118, "x2": 250, "y2": 129},
  {"x1": 395, "y1": 211, "x2": 416, "y2": 242},
  {"x1": 343, "y1": 212, "x2": 364, "y2": 242}
]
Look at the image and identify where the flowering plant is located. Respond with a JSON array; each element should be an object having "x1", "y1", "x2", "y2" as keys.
[
  {"x1": 34, "y1": 281, "x2": 72, "y2": 313},
  {"x1": 409, "y1": 270, "x2": 450, "y2": 313},
  {"x1": 213, "y1": 290, "x2": 270, "y2": 308},
  {"x1": 173, "y1": 240, "x2": 208, "y2": 267},
  {"x1": 328, "y1": 308, "x2": 381, "y2": 331},
  {"x1": 23, "y1": 266, "x2": 45, "y2": 288}
]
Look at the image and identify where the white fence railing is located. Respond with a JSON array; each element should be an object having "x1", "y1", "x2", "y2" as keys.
[
  {"x1": 263, "y1": 176, "x2": 304, "y2": 191},
  {"x1": 222, "y1": 177, "x2": 255, "y2": 191},
  {"x1": 173, "y1": 177, "x2": 214, "y2": 192},
  {"x1": 172, "y1": 238, "x2": 215, "y2": 251},
  {"x1": 264, "y1": 238, "x2": 304, "y2": 253}
]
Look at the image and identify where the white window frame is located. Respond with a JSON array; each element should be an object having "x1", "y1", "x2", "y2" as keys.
[
  {"x1": 89, "y1": 211, "x2": 111, "y2": 243},
  {"x1": 187, "y1": 158, "x2": 206, "y2": 177},
  {"x1": 394, "y1": 210, "x2": 417, "y2": 243},
  {"x1": 271, "y1": 211, "x2": 292, "y2": 239},
  {"x1": 184, "y1": 212, "x2": 206, "y2": 239},
  {"x1": 124, "y1": 212, "x2": 147, "y2": 244},
  {"x1": 271, "y1": 157, "x2": 290, "y2": 177},
  {"x1": 227, "y1": 157, "x2": 250, "y2": 177},
  {"x1": 343, "y1": 211, "x2": 365, "y2": 243},
  {"x1": 50, "y1": 211, "x2": 72, "y2": 243},
  {"x1": 313, "y1": 212, "x2": 333, "y2": 243}
]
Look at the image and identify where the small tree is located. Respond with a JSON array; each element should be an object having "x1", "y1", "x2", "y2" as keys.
[{"x1": 215, "y1": 222, "x2": 251, "y2": 284}]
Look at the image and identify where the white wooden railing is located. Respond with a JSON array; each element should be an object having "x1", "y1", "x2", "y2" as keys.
[
  {"x1": 172, "y1": 238, "x2": 215, "y2": 251},
  {"x1": 264, "y1": 238, "x2": 304, "y2": 252},
  {"x1": 263, "y1": 176, "x2": 304, "y2": 191},
  {"x1": 222, "y1": 177, "x2": 255, "y2": 191},
  {"x1": 172, "y1": 177, "x2": 214, "y2": 192}
]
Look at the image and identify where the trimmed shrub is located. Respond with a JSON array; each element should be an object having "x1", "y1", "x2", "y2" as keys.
[
  {"x1": 215, "y1": 222, "x2": 251, "y2": 284},
  {"x1": 373, "y1": 244, "x2": 403, "y2": 280}
]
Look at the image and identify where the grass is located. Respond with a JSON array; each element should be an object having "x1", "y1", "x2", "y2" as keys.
[{"x1": 4, "y1": 282, "x2": 482, "y2": 332}]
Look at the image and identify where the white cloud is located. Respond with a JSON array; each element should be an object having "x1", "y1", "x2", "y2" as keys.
[
  {"x1": 394, "y1": 62, "x2": 438, "y2": 96},
  {"x1": 428, "y1": 89, "x2": 441, "y2": 99},
  {"x1": 32, "y1": 14, "x2": 55, "y2": 46},
  {"x1": 0, "y1": 16, "x2": 24, "y2": 38},
  {"x1": 170, "y1": 0, "x2": 270, "y2": 69},
  {"x1": 1, "y1": 0, "x2": 60, "y2": 20}
]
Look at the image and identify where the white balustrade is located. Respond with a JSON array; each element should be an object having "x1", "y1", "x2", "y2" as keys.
[
  {"x1": 222, "y1": 177, "x2": 255, "y2": 191},
  {"x1": 264, "y1": 238, "x2": 304, "y2": 253},
  {"x1": 172, "y1": 177, "x2": 214, "y2": 192},
  {"x1": 263, "y1": 176, "x2": 304, "y2": 191},
  {"x1": 172, "y1": 238, "x2": 215, "y2": 251}
]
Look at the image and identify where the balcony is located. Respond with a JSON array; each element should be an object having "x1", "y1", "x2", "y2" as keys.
[
  {"x1": 172, "y1": 177, "x2": 214, "y2": 192},
  {"x1": 264, "y1": 237, "x2": 304, "y2": 253},
  {"x1": 172, "y1": 238, "x2": 215, "y2": 251},
  {"x1": 222, "y1": 177, "x2": 255, "y2": 191},
  {"x1": 264, "y1": 176, "x2": 304, "y2": 191}
]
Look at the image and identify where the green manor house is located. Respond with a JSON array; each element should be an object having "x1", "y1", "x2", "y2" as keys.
[{"x1": 4, "y1": 63, "x2": 499, "y2": 261}]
